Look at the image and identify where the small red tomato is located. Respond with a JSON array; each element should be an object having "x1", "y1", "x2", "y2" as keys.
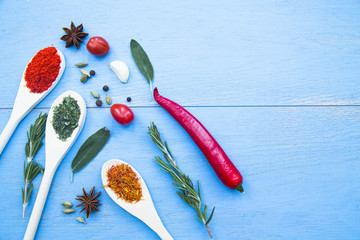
[
  {"x1": 110, "y1": 104, "x2": 134, "y2": 126},
  {"x1": 86, "y1": 36, "x2": 110, "y2": 56}
]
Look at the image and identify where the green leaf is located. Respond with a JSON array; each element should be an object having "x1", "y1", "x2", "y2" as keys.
[
  {"x1": 23, "y1": 161, "x2": 26, "y2": 183},
  {"x1": 71, "y1": 127, "x2": 110, "y2": 179},
  {"x1": 26, "y1": 183, "x2": 34, "y2": 203},
  {"x1": 25, "y1": 160, "x2": 43, "y2": 183},
  {"x1": 25, "y1": 113, "x2": 47, "y2": 160},
  {"x1": 197, "y1": 181, "x2": 201, "y2": 199},
  {"x1": 206, "y1": 207, "x2": 215, "y2": 225},
  {"x1": 130, "y1": 39, "x2": 154, "y2": 84}
]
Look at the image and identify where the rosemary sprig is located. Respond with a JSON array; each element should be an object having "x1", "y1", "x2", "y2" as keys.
[
  {"x1": 148, "y1": 122, "x2": 215, "y2": 239},
  {"x1": 25, "y1": 113, "x2": 47, "y2": 162},
  {"x1": 22, "y1": 113, "x2": 47, "y2": 218}
]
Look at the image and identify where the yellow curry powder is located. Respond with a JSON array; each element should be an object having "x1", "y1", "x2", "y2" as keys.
[{"x1": 106, "y1": 164, "x2": 143, "y2": 203}]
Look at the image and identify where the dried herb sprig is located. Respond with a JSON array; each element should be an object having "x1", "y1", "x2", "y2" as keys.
[
  {"x1": 25, "y1": 113, "x2": 47, "y2": 162},
  {"x1": 22, "y1": 113, "x2": 47, "y2": 218},
  {"x1": 148, "y1": 122, "x2": 215, "y2": 238}
]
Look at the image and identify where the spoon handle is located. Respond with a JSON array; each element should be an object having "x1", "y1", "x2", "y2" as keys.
[
  {"x1": 155, "y1": 226, "x2": 174, "y2": 240},
  {"x1": 145, "y1": 215, "x2": 174, "y2": 240},
  {"x1": 23, "y1": 170, "x2": 55, "y2": 240},
  {"x1": 0, "y1": 113, "x2": 22, "y2": 155}
]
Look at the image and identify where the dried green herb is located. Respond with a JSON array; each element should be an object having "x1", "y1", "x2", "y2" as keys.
[
  {"x1": 25, "y1": 113, "x2": 47, "y2": 162},
  {"x1": 71, "y1": 127, "x2": 110, "y2": 182},
  {"x1": 61, "y1": 201, "x2": 72, "y2": 208},
  {"x1": 105, "y1": 94, "x2": 111, "y2": 105},
  {"x1": 22, "y1": 113, "x2": 47, "y2": 218},
  {"x1": 91, "y1": 91, "x2": 100, "y2": 99},
  {"x1": 62, "y1": 208, "x2": 76, "y2": 214},
  {"x1": 74, "y1": 62, "x2": 88, "y2": 68},
  {"x1": 80, "y1": 69, "x2": 90, "y2": 77},
  {"x1": 52, "y1": 96, "x2": 80, "y2": 141},
  {"x1": 148, "y1": 123, "x2": 215, "y2": 238},
  {"x1": 76, "y1": 217, "x2": 87, "y2": 224},
  {"x1": 80, "y1": 74, "x2": 88, "y2": 83},
  {"x1": 130, "y1": 39, "x2": 154, "y2": 92}
]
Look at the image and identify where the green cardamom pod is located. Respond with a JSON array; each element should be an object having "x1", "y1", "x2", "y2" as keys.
[
  {"x1": 76, "y1": 217, "x2": 87, "y2": 224},
  {"x1": 80, "y1": 74, "x2": 88, "y2": 83},
  {"x1": 105, "y1": 94, "x2": 112, "y2": 105},
  {"x1": 61, "y1": 201, "x2": 72, "y2": 208},
  {"x1": 62, "y1": 208, "x2": 76, "y2": 214},
  {"x1": 91, "y1": 91, "x2": 100, "y2": 99},
  {"x1": 80, "y1": 69, "x2": 91, "y2": 77},
  {"x1": 74, "y1": 62, "x2": 88, "y2": 68}
]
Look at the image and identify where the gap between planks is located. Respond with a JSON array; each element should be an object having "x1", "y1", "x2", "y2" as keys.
[{"x1": 1, "y1": 105, "x2": 360, "y2": 110}]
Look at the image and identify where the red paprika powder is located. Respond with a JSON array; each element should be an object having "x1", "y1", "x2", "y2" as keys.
[{"x1": 25, "y1": 47, "x2": 61, "y2": 93}]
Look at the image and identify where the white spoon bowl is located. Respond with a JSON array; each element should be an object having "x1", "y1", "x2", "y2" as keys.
[
  {"x1": 23, "y1": 90, "x2": 86, "y2": 240},
  {"x1": 0, "y1": 47, "x2": 65, "y2": 155},
  {"x1": 102, "y1": 159, "x2": 174, "y2": 240}
]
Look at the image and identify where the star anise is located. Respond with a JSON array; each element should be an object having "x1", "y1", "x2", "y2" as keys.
[
  {"x1": 76, "y1": 187, "x2": 101, "y2": 218},
  {"x1": 60, "y1": 22, "x2": 88, "y2": 49}
]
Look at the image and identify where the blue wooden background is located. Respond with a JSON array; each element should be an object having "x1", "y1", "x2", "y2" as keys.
[{"x1": 1, "y1": 0, "x2": 360, "y2": 239}]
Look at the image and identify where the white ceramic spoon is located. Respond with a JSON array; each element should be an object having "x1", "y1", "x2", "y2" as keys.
[
  {"x1": 102, "y1": 159, "x2": 174, "y2": 240},
  {"x1": 0, "y1": 47, "x2": 65, "y2": 155},
  {"x1": 23, "y1": 91, "x2": 86, "y2": 240}
]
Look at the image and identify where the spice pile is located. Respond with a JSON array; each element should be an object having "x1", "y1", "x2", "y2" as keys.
[
  {"x1": 60, "y1": 186, "x2": 101, "y2": 223},
  {"x1": 24, "y1": 47, "x2": 61, "y2": 93},
  {"x1": 52, "y1": 96, "x2": 80, "y2": 141},
  {"x1": 105, "y1": 164, "x2": 143, "y2": 203}
]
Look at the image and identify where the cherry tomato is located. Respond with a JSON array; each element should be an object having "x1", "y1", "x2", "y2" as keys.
[
  {"x1": 110, "y1": 104, "x2": 134, "y2": 126},
  {"x1": 86, "y1": 36, "x2": 110, "y2": 56}
]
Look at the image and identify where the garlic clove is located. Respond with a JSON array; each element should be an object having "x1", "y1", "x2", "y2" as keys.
[{"x1": 109, "y1": 61, "x2": 129, "y2": 83}]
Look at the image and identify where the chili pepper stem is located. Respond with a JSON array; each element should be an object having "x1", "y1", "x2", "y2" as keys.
[
  {"x1": 236, "y1": 185, "x2": 245, "y2": 193},
  {"x1": 205, "y1": 224, "x2": 213, "y2": 239}
]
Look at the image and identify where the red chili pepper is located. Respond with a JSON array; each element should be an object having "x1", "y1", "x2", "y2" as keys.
[{"x1": 153, "y1": 88, "x2": 244, "y2": 192}]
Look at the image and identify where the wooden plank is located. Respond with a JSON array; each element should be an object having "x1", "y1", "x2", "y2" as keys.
[
  {"x1": 0, "y1": 106, "x2": 359, "y2": 239},
  {"x1": 1, "y1": 1, "x2": 360, "y2": 108}
]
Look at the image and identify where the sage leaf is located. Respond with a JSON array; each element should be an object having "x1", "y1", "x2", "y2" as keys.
[
  {"x1": 71, "y1": 127, "x2": 110, "y2": 182},
  {"x1": 130, "y1": 39, "x2": 154, "y2": 84}
]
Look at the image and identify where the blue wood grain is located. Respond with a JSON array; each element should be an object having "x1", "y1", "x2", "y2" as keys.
[
  {"x1": 1, "y1": 0, "x2": 360, "y2": 107},
  {"x1": 1, "y1": 107, "x2": 360, "y2": 239},
  {"x1": 1, "y1": 0, "x2": 360, "y2": 239}
]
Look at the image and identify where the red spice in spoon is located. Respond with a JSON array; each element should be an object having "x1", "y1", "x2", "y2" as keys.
[{"x1": 24, "y1": 47, "x2": 61, "y2": 93}]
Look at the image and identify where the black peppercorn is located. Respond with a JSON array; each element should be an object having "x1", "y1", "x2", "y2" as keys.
[
  {"x1": 96, "y1": 100, "x2": 102, "y2": 107},
  {"x1": 103, "y1": 85, "x2": 109, "y2": 91},
  {"x1": 127, "y1": 97, "x2": 132, "y2": 102},
  {"x1": 90, "y1": 70, "x2": 95, "y2": 76}
]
